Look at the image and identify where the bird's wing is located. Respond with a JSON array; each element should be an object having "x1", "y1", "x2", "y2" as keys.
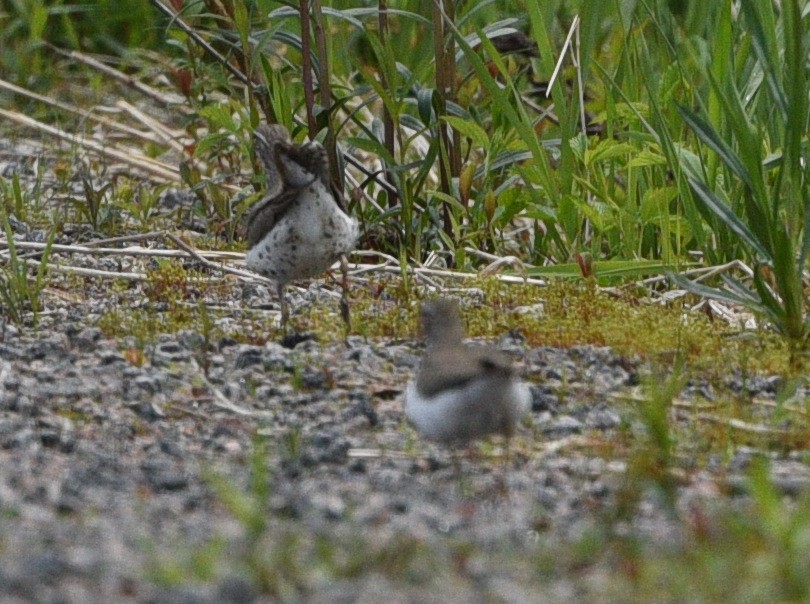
[
  {"x1": 416, "y1": 345, "x2": 514, "y2": 398},
  {"x1": 280, "y1": 141, "x2": 348, "y2": 211},
  {"x1": 294, "y1": 142, "x2": 331, "y2": 187},
  {"x1": 253, "y1": 124, "x2": 293, "y2": 199},
  {"x1": 248, "y1": 125, "x2": 347, "y2": 245},
  {"x1": 274, "y1": 143, "x2": 321, "y2": 190},
  {"x1": 244, "y1": 189, "x2": 299, "y2": 248}
]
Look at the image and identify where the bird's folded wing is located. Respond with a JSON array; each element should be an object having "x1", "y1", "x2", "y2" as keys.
[
  {"x1": 244, "y1": 189, "x2": 299, "y2": 248},
  {"x1": 416, "y1": 346, "x2": 513, "y2": 397}
]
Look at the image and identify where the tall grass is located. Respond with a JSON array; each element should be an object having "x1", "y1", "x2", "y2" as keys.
[
  {"x1": 0, "y1": 212, "x2": 54, "y2": 326},
  {"x1": 662, "y1": 0, "x2": 809, "y2": 359}
]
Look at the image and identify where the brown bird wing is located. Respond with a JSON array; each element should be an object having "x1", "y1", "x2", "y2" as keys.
[
  {"x1": 416, "y1": 345, "x2": 514, "y2": 398},
  {"x1": 278, "y1": 142, "x2": 347, "y2": 212},
  {"x1": 244, "y1": 189, "x2": 299, "y2": 248},
  {"x1": 247, "y1": 125, "x2": 347, "y2": 245},
  {"x1": 287, "y1": 142, "x2": 330, "y2": 187},
  {"x1": 247, "y1": 125, "x2": 321, "y2": 246},
  {"x1": 253, "y1": 124, "x2": 292, "y2": 199}
]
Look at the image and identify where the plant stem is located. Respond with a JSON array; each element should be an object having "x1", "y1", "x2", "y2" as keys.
[
  {"x1": 299, "y1": 0, "x2": 318, "y2": 138},
  {"x1": 378, "y1": 0, "x2": 398, "y2": 208},
  {"x1": 431, "y1": 0, "x2": 460, "y2": 245},
  {"x1": 311, "y1": 0, "x2": 340, "y2": 191}
]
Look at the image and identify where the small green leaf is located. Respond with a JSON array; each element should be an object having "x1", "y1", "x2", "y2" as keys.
[
  {"x1": 198, "y1": 104, "x2": 238, "y2": 132},
  {"x1": 628, "y1": 149, "x2": 668, "y2": 168},
  {"x1": 640, "y1": 187, "x2": 678, "y2": 222},
  {"x1": 441, "y1": 116, "x2": 489, "y2": 149},
  {"x1": 584, "y1": 139, "x2": 636, "y2": 167},
  {"x1": 345, "y1": 136, "x2": 396, "y2": 165}
]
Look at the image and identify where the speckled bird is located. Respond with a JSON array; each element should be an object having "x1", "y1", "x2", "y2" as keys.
[{"x1": 244, "y1": 124, "x2": 358, "y2": 330}]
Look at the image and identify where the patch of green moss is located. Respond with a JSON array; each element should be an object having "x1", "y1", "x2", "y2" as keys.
[
  {"x1": 98, "y1": 305, "x2": 195, "y2": 344},
  {"x1": 54, "y1": 408, "x2": 94, "y2": 425},
  {"x1": 333, "y1": 277, "x2": 791, "y2": 377},
  {"x1": 97, "y1": 259, "x2": 232, "y2": 346},
  {"x1": 96, "y1": 263, "x2": 793, "y2": 379}
]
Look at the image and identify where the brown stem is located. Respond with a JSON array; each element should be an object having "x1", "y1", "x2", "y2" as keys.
[
  {"x1": 299, "y1": 0, "x2": 318, "y2": 138},
  {"x1": 311, "y1": 0, "x2": 341, "y2": 191},
  {"x1": 445, "y1": 2, "x2": 461, "y2": 180},
  {"x1": 431, "y1": 0, "x2": 456, "y2": 244},
  {"x1": 378, "y1": 0, "x2": 399, "y2": 208}
]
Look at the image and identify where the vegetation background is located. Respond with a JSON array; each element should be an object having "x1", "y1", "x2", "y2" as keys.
[{"x1": 2, "y1": 0, "x2": 808, "y2": 349}]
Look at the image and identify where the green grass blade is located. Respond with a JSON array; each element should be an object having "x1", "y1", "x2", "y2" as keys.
[
  {"x1": 685, "y1": 176, "x2": 770, "y2": 261},
  {"x1": 767, "y1": 229, "x2": 805, "y2": 339},
  {"x1": 721, "y1": 274, "x2": 785, "y2": 326},
  {"x1": 446, "y1": 18, "x2": 556, "y2": 202},
  {"x1": 738, "y1": 0, "x2": 787, "y2": 117},
  {"x1": 799, "y1": 204, "x2": 810, "y2": 270},
  {"x1": 704, "y1": 70, "x2": 771, "y2": 218},
  {"x1": 528, "y1": 259, "x2": 687, "y2": 280},
  {"x1": 667, "y1": 271, "x2": 766, "y2": 312},
  {"x1": 675, "y1": 103, "x2": 753, "y2": 191}
]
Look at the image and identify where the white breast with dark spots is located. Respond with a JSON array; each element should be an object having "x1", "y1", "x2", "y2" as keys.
[{"x1": 245, "y1": 182, "x2": 359, "y2": 285}]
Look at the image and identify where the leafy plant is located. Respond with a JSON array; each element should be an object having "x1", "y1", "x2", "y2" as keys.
[
  {"x1": 203, "y1": 435, "x2": 305, "y2": 596},
  {"x1": 69, "y1": 174, "x2": 118, "y2": 232},
  {"x1": 0, "y1": 174, "x2": 29, "y2": 220},
  {"x1": 0, "y1": 213, "x2": 54, "y2": 326},
  {"x1": 112, "y1": 181, "x2": 165, "y2": 230},
  {"x1": 615, "y1": 360, "x2": 686, "y2": 519},
  {"x1": 666, "y1": 0, "x2": 809, "y2": 361}
]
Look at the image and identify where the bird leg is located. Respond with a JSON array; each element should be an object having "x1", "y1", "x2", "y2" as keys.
[
  {"x1": 494, "y1": 436, "x2": 512, "y2": 498},
  {"x1": 339, "y1": 253, "x2": 351, "y2": 336},
  {"x1": 277, "y1": 282, "x2": 289, "y2": 333}
]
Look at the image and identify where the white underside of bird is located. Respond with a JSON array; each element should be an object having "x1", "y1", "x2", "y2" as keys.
[{"x1": 404, "y1": 378, "x2": 531, "y2": 444}]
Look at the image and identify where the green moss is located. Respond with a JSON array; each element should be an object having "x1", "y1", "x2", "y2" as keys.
[
  {"x1": 54, "y1": 408, "x2": 94, "y2": 425},
  {"x1": 341, "y1": 277, "x2": 790, "y2": 377},
  {"x1": 97, "y1": 268, "x2": 792, "y2": 379}
]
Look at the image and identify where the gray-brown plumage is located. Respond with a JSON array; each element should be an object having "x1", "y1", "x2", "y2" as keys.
[{"x1": 405, "y1": 299, "x2": 531, "y2": 445}]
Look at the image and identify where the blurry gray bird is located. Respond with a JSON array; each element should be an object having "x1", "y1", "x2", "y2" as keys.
[
  {"x1": 404, "y1": 299, "x2": 531, "y2": 445},
  {"x1": 488, "y1": 29, "x2": 539, "y2": 58}
]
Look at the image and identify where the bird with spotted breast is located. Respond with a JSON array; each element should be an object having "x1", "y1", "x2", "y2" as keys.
[
  {"x1": 405, "y1": 299, "x2": 531, "y2": 447},
  {"x1": 245, "y1": 124, "x2": 359, "y2": 331}
]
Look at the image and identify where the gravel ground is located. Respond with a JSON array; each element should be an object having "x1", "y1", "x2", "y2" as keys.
[
  {"x1": 0, "y1": 305, "x2": 805, "y2": 602},
  {"x1": 0, "y1": 311, "x2": 623, "y2": 602}
]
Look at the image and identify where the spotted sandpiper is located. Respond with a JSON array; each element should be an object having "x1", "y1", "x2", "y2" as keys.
[
  {"x1": 404, "y1": 299, "x2": 532, "y2": 446},
  {"x1": 244, "y1": 124, "x2": 359, "y2": 331}
]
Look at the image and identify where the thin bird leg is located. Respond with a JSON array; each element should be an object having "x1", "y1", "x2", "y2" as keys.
[
  {"x1": 452, "y1": 449, "x2": 462, "y2": 477},
  {"x1": 453, "y1": 446, "x2": 480, "y2": 496},
  {"x1": 339, "y1": 253, "x2": 351, "y2": 336},
  {"x1": 277, "y1": 282, "x2": 288, "y2": 332},
  {"x1": 451, "y1": 448, "x2": 464, "y2": 487},
  {"x1": 495, "y1": 436, "x2": 512, "y2": 498}
]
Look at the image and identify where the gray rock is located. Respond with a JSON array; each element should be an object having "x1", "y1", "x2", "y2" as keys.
[
  {"x1": 73, "y1": 327, "x2": 102, "y2": 352},
  {"x1": 234, "y1": 345, "x2": 264, "y2": 369},
  {"x1": 587, "y1": 408, "x2": 621, "y2": 430},
  {"x1": 542, "y1": 415, "x2": 584, "y2": 436}
]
